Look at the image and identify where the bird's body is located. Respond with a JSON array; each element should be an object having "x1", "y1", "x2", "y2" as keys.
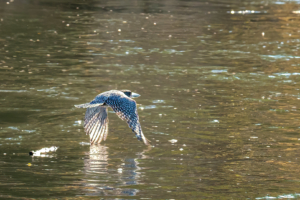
[{"x1": 75, "y1": 90, "x2": 149, "y2": 145}]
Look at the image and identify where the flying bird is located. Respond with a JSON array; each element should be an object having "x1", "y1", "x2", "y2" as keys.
[{"x1": 75, "y1": 90, "x2": 149, "y2": 145}]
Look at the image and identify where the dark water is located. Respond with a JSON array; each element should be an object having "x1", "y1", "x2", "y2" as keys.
[{"x1": 1, "y1": 0, "x2": 300, "y2": 199}]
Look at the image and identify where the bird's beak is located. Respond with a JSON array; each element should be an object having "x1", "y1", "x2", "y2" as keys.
[{"x1": 131, "y1": 92, "x2": 140, "y2": 98}]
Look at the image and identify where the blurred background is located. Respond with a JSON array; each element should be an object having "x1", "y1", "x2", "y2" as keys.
[{"x1": 1, "y1": 0, "x2": 300, "y2": 199}]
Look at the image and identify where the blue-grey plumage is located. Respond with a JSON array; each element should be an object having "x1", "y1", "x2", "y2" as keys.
[{"x1": 75, "y1": 90, "x2": 150, "y2": 145}]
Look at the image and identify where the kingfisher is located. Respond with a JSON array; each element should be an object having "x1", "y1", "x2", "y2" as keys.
[{"x1": 75, "y1": 90, "x2": 150, "y2": 145}]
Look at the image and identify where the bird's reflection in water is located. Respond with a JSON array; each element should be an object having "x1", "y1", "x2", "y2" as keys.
[
  {"x1": 82, "y1": 144, "x2": 151, "y2": 197},
  {"x1": 85, "y1": 145, "x2": 109, "y2": 174}
]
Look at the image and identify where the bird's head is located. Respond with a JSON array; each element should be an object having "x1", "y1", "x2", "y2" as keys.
[{"x1": 121, "y1": 90, "x2": 140, "y2": 98}]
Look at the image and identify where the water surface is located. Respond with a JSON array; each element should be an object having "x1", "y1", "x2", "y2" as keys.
[{"x1": 1, "y1": 0, "x2": 300, "y2": 199}]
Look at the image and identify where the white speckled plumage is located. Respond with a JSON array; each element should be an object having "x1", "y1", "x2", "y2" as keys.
[{"x1": 75, "y1": 90, "x2": 149, "y2": 145}]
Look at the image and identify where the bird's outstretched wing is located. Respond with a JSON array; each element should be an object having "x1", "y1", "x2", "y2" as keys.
[
  {"x1": 84, "y1": 106, "x2": 109, "y2": 144},
  {"x1": 75, "y1": 103, "x2": 103, "y2": 108},
  {"x1": 107, "y1": 96, "x2": 150, "y2": 145}
]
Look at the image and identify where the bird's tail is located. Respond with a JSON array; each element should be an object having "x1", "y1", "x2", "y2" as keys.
[{"x1": 74, "y1": 103, "x2": 103, "y2": 108}]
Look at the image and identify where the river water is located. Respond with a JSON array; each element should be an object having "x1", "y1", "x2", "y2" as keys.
[{"x1": 1, "y1": 0, "x2": 300, "y2": 199}]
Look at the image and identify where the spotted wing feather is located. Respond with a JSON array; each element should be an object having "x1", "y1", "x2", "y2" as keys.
[
  {"x1": 107, "y1": 96, "x2": 149, "y2": 145},
  {"x1": 84, "y1": 107, "x2": 109, "y2": 144}
]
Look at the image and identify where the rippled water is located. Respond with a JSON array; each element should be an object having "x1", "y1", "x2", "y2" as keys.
[{"x1": 1, "y1": 0, "x2": 300, "y2": 199}]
